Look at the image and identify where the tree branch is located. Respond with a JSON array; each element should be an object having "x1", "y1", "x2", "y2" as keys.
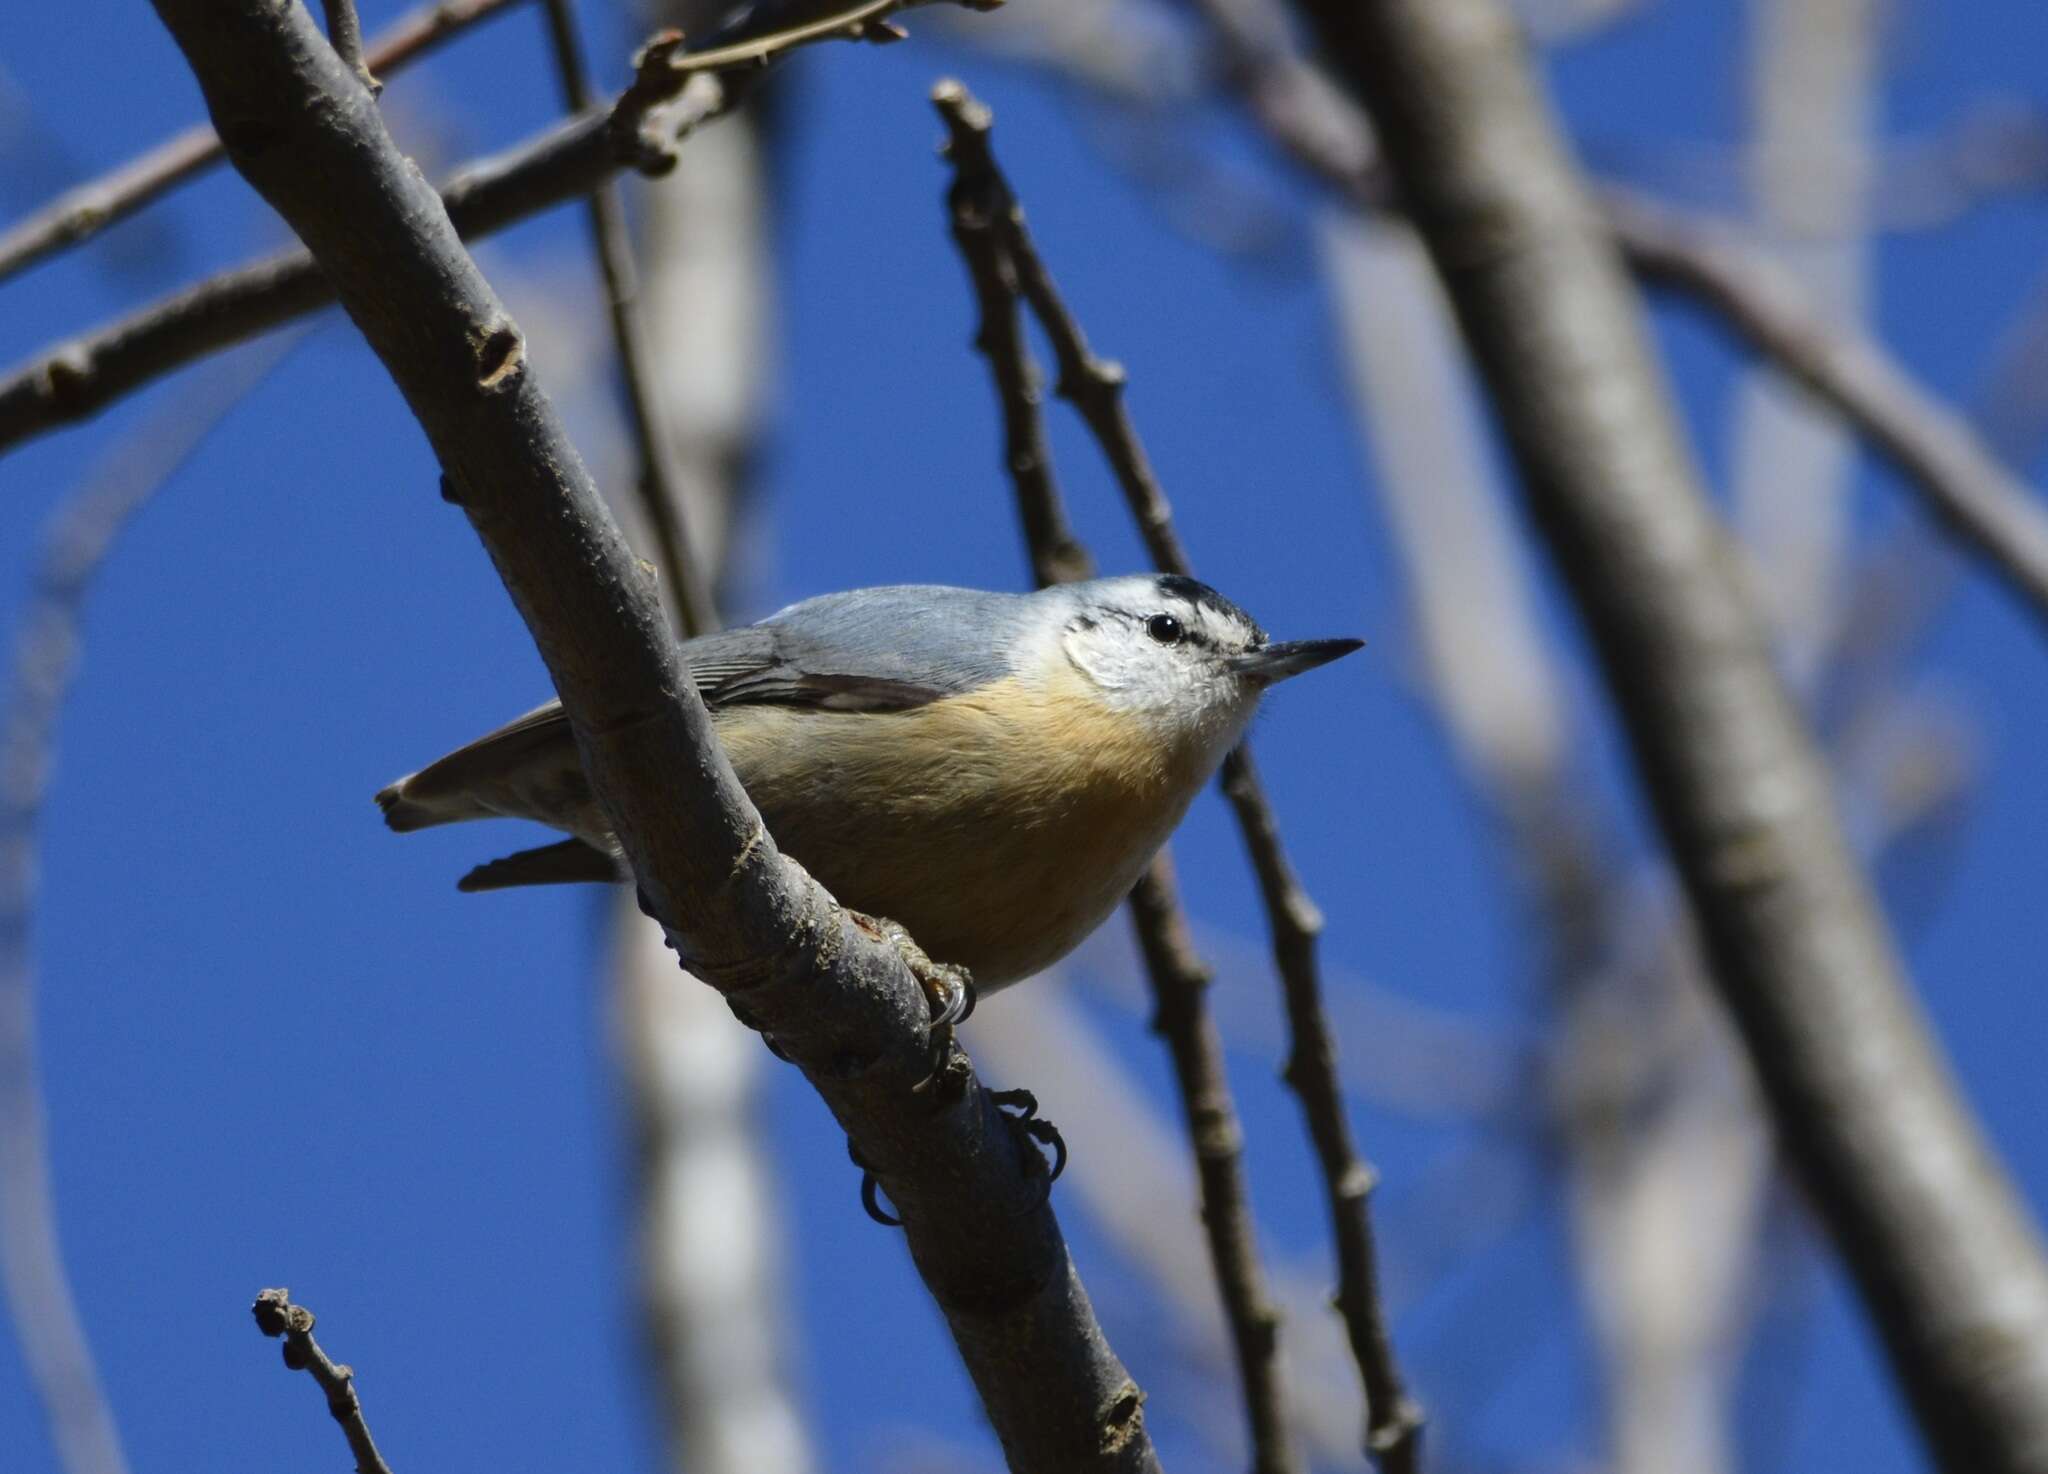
[
  {"x1": 148, "y1": 3, "x2": 1153, "y2": 1468},
  {"x1": 937, "y1": 80, "x2": 1297, "y2": 1474},
  {"x1": 538, "y1": 0, "x2": 715, "y2": 635},
  {"x1": 933, "y1": 77, "x2": 1421, "y2": 1471},
  {"x1": 0, "y1": 0, "x2": 974, "y2": 459},
  {"x1": 250, "y1": 1289, "x2": 396, "y2": 1474},
  {"x1": 1176, "y1": 0, "x2": 2048, "y2": 644},
  {"x1": 0, "y1": 0, "x2": 527, "y2": 287},
  {"x1": 1291, "y1": 3, "x2": 2048, "y2": 1470}
]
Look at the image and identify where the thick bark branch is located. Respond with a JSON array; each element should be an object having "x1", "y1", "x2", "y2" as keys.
[
  {"x1": 146, "y1": 4, "x2": 1154, "y2": 1469},
  {"x1": 1293, "y1": 2, "x2": 2048, "y2": 1470}
]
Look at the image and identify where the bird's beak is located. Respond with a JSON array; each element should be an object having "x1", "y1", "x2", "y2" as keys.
[{"x1": 1231, "y1": 637, "x2": 1364, "y2": 684}]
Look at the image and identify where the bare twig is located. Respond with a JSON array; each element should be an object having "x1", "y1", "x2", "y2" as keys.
[
  {"x1": 0, "y1": 0, "x2": 989, "y2": 458},
  {"x1": 321, "y1": 0, "x2": 381, "y2": 94},
  {"x1": 1177, "y1": 0, "x2": 2048, "y2": 643},
  {"x1": 151, "y1": 5, "x2": 1152, "y2": 1467},
  {"x1": 937, "y1": 81, "x2": 1296, "y2": 1474},
  {"x1": 538, "y1": 0, "x2": 715, "y2": 634},
  {"x1": 1124, "y1": 863, "x2": 1298, "y2": 1474},
  {"x1": 933, "y1": 76, "x2": 1422, "y2": 1471},
  {"x1": 0, "y1": 0, "x2": 525, "y2": 287},
  {"x1": 936, "y1": 89, "x2": 1090, "y2": 589},
  {"x1": 0, "y1": 337, "x2": 303, "y2": 1474},
  {"x1": 250, "y1": 1289, "x2": 396, "y2": 1474},
  {"x1": 1292, "y1": 2, "x2": 2048, "y2": 1470}
]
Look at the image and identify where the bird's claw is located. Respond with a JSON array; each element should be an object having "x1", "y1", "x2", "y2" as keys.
[
  {"x1": 848, "y1": 912, "x2": 976, "y2": 1096},
  {"x1": 846, "y1": 1091, "x2": 1067, "y2": 1228},
  {"x1": 992, "y1": 1088, "x2": 1067, "y2": 1213},
  {"x1": 847, "y1": 1137, "x2": 902, "y2": 1227}
]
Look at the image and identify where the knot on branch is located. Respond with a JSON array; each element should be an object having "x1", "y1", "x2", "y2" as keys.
[
  {"x1": 1098, "y1": 1382, "x2": 1148, "y2": 1455},
  {"x1": 471, "y1": 319, "x2": 525, "y2": 392}
]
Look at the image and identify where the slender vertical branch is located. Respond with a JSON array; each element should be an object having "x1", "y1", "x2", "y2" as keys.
[
  {"x1": 537, "y1": 0, "x2": 716, "y2": 636},
  {"x1": 1292, "y1": 3, "x2": 2048, "y2": 1470},
  {"x1": 1123, "y1": 862, "x2": 1296, "y2": 1474},
  {"x1": 934, "y1": 77, "x2": 1421, "y2": 1472},
  {"x1": 250, "y1": 1289, "x2": 396, "y2": 1474},
  {"x1": 937, "y1": 79, "x2": 1298, "y2": 1474}
]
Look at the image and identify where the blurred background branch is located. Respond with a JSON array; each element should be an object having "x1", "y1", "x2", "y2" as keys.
[{"x1": 1, "y1": 335, "x2": 304, "y2": 1474}]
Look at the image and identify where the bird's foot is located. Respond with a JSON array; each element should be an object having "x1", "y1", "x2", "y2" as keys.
[{"x1": 848, "y1": 912, "x2": 976, "y2": 1097}]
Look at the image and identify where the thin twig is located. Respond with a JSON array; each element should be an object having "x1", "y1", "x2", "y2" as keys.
[
  {"x1": 935, "y1": 90, "x2": 1090, "y2": 590},
  {"x1": 0, "y1": 336, "x2": 304, "y2": 1474},
  {"x1": 250, "y1": 1289, "x2": 396, "y2": 1474},
  {"x1": 322, "y1": 0, "x2": 382, "y2": 94},
  {"x1": 154, "y1": 4, "x2": 1153, "y2": 1466},
  {"x1": 933, "y1": 76, "x2": 1421, "y2": 1471},
  {"x1": 1177, "y1": 0, "x2": 2048, "y2": 643},
  {"x1": 537, "y1": 0, "x2": 715, "y2": 635},
  {"x1": 1124, "y1": 862, "x2": 1298, "y2": 1474},
  {"x1": 0, "y1": 0, "x2": 525, "y2": 287},
  {"x1": 937, "y1": 78, "x2": 1298, "y2": 1474}
]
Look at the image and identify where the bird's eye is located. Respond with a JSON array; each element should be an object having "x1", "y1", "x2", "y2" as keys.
[{"x1": 1147, "y1": 614, "x2": 1184, "y2": 646}]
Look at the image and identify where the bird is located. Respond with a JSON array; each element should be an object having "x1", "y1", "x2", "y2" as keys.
[{"x1": 377, "y1": 574, "x2": 1360, "y2": 996}]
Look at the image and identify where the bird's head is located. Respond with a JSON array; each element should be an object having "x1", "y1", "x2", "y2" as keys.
[{"x1": 1043, "y1": 574, "x2": 1362, "y2": 756}]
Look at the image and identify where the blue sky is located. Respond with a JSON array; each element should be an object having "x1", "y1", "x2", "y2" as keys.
[{"x1": 4, "y1": 2, "x2": 2048, "y2": 1471}]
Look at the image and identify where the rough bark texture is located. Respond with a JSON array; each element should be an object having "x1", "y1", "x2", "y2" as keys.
[
  {"x1": 1294, "y1": 2, "x2": 2048, "y2": 1471},
  {"x1": 146, "y1": 4, "x2": 1157, "y2": 1469}
]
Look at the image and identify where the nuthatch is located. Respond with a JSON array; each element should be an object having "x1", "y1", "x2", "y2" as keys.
[{"x1": 378, "y1": 575, "x2": 1359, "y2": 994}]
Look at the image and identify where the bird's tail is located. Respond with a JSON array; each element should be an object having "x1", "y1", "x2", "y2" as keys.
[{"x1": 376, "y1": 775, "x2": 452, "y2": 832}]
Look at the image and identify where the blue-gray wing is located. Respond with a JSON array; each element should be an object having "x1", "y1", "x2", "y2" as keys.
[
  {"x1": 395, "y1": 586, "x2": 1034, "y2": 805},
  {"x1": 709, "y1": 584, "x2": 1024, "y2": 708}
]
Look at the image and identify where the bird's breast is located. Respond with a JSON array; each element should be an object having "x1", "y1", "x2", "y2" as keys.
[{"x1": 714, "y1": 672, "x2": 1212, "y2": 988}]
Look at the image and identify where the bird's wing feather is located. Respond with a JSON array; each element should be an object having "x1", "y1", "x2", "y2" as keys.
[{"x1": 399, "y1": 587, "x2": 1034, "y2": 800}]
